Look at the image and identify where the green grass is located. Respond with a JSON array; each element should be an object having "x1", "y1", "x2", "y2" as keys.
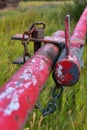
[{"x1": 0, "y1": 1, "x2": 87, "y2": 130}]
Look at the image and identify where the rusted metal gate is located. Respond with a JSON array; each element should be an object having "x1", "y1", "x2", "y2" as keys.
[{"x1": 0, "y1": 6, "x2": 87, "y2": 130}]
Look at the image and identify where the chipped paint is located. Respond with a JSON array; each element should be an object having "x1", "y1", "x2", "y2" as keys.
[
  {"x1": 57, "y1": 65, "x2": 63, "y2": 77},
  {"x1": 0, "y1": 54, "x2": 50, "y2": 116},
  {"x1": 4, "y1": 93, "x2": 20, "y2": 116},
  {"x1": 68, "y1": 55, "x2": 78, "y2": 63},
  {"x1": 0, "y1": 87, "x2": 14, "y2": 100},
  {"x1": 54, "y1": 7, "x2": 87, "y2": 86},
  {"x1": 0, "y1": 39, "x2": 59, "y2": 129},
  {"x1": 0, "y1": 63, "x2": 38, "y2": 116},
  {"x1": 39, "y1": 59, "x2": 44, "y2": 71},
  {"x1": 55, "y1": 64, "x2": 64, "y2": 84},
  {"x1": 0, "y1": 6, "x2": 87, "y2": 129},
  {"x1": 0, "y1": 86, "x2": 20, "y2": 116},
  {"x1": 31, "y1": 57, "x2": 45, "y2": 72}
]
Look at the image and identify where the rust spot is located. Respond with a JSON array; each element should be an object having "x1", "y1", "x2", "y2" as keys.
[
  {"x1": 15, "y1": 115, "x2": 19, "y2": 121},
  {"x1": 26, "y1": 96, "x2": 30, "y2": 103}
]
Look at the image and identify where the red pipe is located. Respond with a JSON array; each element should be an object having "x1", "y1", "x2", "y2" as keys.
[
  {"x1": 53, "y1": 7, "x2": 87, "y2": 86},
  {"x1": 0, "y1": 32, "x2": 62, "y2": 129}
]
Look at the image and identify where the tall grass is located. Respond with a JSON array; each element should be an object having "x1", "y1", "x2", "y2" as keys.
[{"x1": 0, "y1": 1, "x2": 87, "y2": 130}]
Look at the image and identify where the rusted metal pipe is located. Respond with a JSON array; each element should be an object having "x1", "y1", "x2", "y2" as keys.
[
  {"x1": 0, "y1": 32, "x2": 64, "y2": 130},
  {"x1": 53, "y1": 7, "x2": 87, "y2": 86}
]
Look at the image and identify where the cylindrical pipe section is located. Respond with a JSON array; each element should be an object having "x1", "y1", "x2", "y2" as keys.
[
  {"x1": 0, "y1": 42, "x2": 60, "y2": 130},
  {"x1": 53, "y1": 7, "x2": 87, "y2": 86}
]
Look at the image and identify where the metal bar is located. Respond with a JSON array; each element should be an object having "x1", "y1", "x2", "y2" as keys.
[
  {"x1": 0, "y1": 32, "x2": 63, "y2": 130},
  {"x1": 53, "y1": 7, "x2": 87, "y2": 86},
  {"x1": 65, "y1": 14, "x2": 70, "y2": 56},
  {"x1": 34, "y1": 42, "x2": 41, "y2": 53},
  {"x1": 11, "y1": 34, "x2": 65, "y2": 44}
]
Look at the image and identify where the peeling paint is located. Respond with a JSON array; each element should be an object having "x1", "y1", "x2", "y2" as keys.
[
  {"x1": 53, "y1": 7, "x2": 87, "y2": 86},
  {"x1": 0, "y1": 87, "x2": 15, "y2": 100},
  {"x1": 68, "y1": 55, "x2": 77, "y2": 62},
  {"x1": 4, "y1": 93, "x2": 20, "y2": 116},
  {"x1": 24, "y1": 82, "x2": 32, "y2": 88},
  {"x1": 0, "y1": 65, "x2": 38, "y2": 116},
  {"x1": 0, "y1": 86, "x2": 20, "y2": 116},
  {"x1": 39, "y1": 59, "x2": 44, "y2": 71},
  {"x1": 0, "y1": 55, "x2": 49, "y2": 116},
  {"x1": 56, "y1": 64, "x2": 64, "y2": 84},
  {"x1": 57, "y1": 65, "x2": 63, "y2": 77}
]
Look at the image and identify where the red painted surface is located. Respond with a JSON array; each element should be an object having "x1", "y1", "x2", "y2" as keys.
[
  {"x1": 0, "y1": 6, "x2": 87, "y2": 129},
  {"x1": 53, "y1": 7, "x2": 87, "y2": 86},
  {"x1": 65, "y1": 14, "x2": 70, "y2": 56},
  {"x1": 0, "y1": 31, "x2": 62, "y2": 130}
]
